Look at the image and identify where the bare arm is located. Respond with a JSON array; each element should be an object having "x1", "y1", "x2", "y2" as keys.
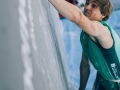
[
  {"x1": 49, "y1": 0, "x2": 81, "y2": 22},
  {"x1": 48, "y1": 0, "x2": 100, "y2": 36},
  {"x1": 49, "y1": 0, "x2": 113, "y2": 48},
  {"x1": 79, "y1": 52, "x2": 90, "y2": 90}
]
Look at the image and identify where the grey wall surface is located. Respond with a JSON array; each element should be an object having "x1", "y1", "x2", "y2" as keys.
[{"x1": 0, "y1": 0, "x2": 74, "y2": 90}]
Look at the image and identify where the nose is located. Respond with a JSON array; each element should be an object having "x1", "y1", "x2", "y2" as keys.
[{"x1": 85, "y1": 4, "x2": 91, "y2": 10}]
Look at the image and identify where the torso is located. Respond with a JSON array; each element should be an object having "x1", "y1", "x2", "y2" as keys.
[{"x1": 89, "y1": 27, "x2": 120, "y2": 79}]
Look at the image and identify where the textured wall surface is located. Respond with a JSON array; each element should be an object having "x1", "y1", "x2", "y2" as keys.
[{"x1": 0, "y1": 0, "x2": 74, "y2": 90}]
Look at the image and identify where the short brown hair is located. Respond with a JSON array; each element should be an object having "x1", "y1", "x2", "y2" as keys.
[
  {"x1": 85, "y1": 0, "x2": 113, "y2": 21},
  {"x1": 95, "y1": 0, "x2": 113, "y2": 21}
]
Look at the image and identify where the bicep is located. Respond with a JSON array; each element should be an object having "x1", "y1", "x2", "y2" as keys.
[
  {"x1": 49, "y1": 0, "x2": 99, "y2": 36},
  {"x1": 75, "y1": 14, "x2": 100, "y2": 36}
]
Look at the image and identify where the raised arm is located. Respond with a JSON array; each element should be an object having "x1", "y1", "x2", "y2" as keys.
[
  {"x1": 79, "y1": 52, "x2": 90, "y2": 90},
  {"x1": 48, "y1": 0, "x2": 100, "y2": 36},
  {"x1": 49, "y1": 0, "x2": 82, "y2": 22}
]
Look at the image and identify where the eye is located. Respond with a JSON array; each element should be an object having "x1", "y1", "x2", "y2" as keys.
[{"x1": 92, "y1": 3, "x2": 97, "y2": 8}]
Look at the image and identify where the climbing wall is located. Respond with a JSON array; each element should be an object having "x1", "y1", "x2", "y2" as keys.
[{"x1": 0, "y1": 0, "x2": 74, "y2": 90}]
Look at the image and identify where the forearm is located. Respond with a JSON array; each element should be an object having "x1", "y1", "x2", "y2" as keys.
[
  {"x1": 79, "y1": 63, "x2": 90, "y2": 90},
  {"x1": 48, "y1": 0, "x2": 83, "y2": 22},
  {"x1": 79, "y1": 53, "x2": 90, "y2": 90}
]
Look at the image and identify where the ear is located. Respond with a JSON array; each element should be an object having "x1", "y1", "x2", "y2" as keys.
[{"x1": 101, "y1": 14, "x2": 106, "y2": 19}]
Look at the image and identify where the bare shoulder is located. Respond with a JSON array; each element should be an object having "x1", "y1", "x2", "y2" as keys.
[
  {"x1": 92, "y1": 21, "x2": 113, "y2": 49},
  {"x1": 92, "y1": 21, "x2": 106, "y2": 30},
  {"x1": 77, "y1": 19, "x2": 108, "y2": 36},
  {"x1": 92, "y1": 21, "x2": 109, "y2": 36}
]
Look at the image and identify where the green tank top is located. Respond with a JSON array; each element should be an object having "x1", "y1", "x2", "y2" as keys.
[{"x1": 80, "y1": 21, "x2": 120, "y2": 90}]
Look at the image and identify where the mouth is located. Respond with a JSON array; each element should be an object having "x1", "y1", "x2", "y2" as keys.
[{"x1": 84, "y1": 11, "x2": 91, "y2": 17}]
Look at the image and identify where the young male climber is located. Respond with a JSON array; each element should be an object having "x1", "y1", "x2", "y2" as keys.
[{"x1": 48, "y1": 0, "x2": 120, "y2": 89}]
